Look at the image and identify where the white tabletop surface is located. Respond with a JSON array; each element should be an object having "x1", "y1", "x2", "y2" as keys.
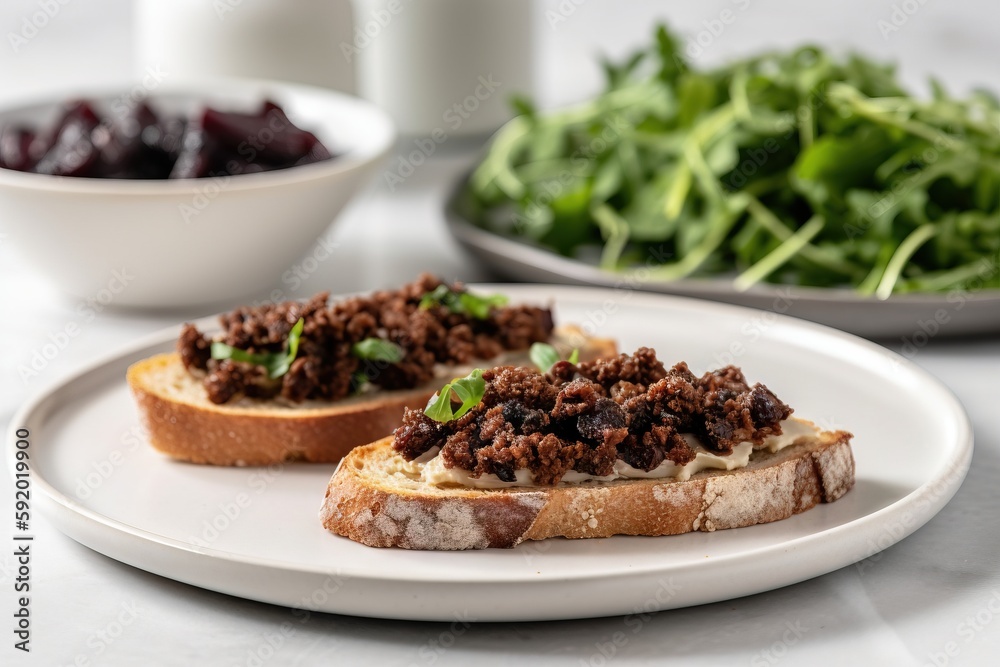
[{"x1": 2, "y1": 1, "x2": 999, "y2": 665}]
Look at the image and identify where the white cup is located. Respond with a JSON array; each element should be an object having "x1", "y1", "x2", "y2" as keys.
[
  {"x1": 351, "y1": 0, "x2": 534, "y2": 136},
  {"x1": 135, "y1": 0, "x2": 357, "y2": 93}
]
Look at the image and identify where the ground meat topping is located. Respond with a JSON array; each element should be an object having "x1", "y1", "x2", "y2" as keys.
[
  {"x1": 177, "y1": 274, "x2": 554, "y2": 404},
  {"x1": 393, "y1": 348, "x2": 793, "y2": 485}
]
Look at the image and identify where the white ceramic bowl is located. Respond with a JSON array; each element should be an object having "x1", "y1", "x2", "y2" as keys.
[{"x1": 0, "y1": 79, "x2": 394, "y2": 308}]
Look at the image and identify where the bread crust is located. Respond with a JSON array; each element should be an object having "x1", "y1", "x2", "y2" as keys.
[
  {"x1": 319, "y1": 425, "x2": 854, "y2": 550},
  {"x1": 128, "y1": 353, "x2": 443, "y2": 465},
  {"x1": 127, "y1": 329, "x2": 617, "y2": 466}
]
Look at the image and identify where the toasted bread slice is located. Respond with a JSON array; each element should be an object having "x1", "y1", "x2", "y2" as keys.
[
  {"x1": 319, "y1": 419, "x2": 854, "y2": 550},
  {"x1": 127, "y1": 327, "x2": 616, "y2": 466}
]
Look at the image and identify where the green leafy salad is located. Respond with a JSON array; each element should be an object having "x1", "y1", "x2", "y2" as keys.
[{"x1": 463, "y1": 25, "x2": 1000, "y2": 297}]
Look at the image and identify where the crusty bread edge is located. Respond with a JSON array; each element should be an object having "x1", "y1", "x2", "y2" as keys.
[
  {"x1": 127, "y1": 354, "x2": 441, "y2": 466},
  {"x1": 319, "y1": 427, "x2": 855, "y2": 550}
]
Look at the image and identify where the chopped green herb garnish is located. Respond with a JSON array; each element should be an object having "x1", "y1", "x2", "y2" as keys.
[
  {"x1": 419, "y1": 285, "x2": 509, "y2": 319},
  {"x1": 210, "y1": 317, "x2": 304, "y2": 379},
  {"x1": 350, "y1": 371, "x2": 370, "y2": 394},
  {"x1": 530, "y1": 342, "x2": 559, "y2": 373},
  {"x1": 419, "y1": 285, "x2": 448, "y2": 307},
  {"x1": 351, "y1": 337, "x2": 405, "y2": 363},
  {"x1": 530, "y1": 342, "x2": 580, "y2": 373},
  {"x1": 424, "y1": 369, "x2": 486, "y2": 422}
]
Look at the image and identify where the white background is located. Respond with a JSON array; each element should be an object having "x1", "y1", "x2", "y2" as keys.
[{"x1": 2, "y1": 0, "x2": 1000, "y2": 105}]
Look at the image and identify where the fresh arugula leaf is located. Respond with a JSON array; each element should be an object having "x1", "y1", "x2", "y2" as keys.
[
  {"x1": 655, "y1": 24, "x2": 687, "y2": 81},
  {"x1": 351, "y1": 337, "x2": 404, "y2": 363},
  {"x1": 419, "y1": 285, "x2": 509, "y2": 319},
  {"x1": 424, "y1": 369, "x2": 486, "y2": 422},
  {"x1": 510, "y1": 94, "x2": 537, "y2": 119},
  {"x1": 676, "y1": 74, "x2": 718, "y2": 127},
  {"x1": 210, "y1": 318, "x2": 304, "y2": 379}
]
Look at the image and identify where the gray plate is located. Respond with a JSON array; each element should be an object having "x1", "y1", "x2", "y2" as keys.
[{"x1": 445, "y1": 181, "x2": 1000, "y2": 340}]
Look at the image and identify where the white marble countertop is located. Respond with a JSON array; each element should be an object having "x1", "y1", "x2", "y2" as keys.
[{"x1": 2, "y1": 1, "x2": 999, "y2": 665}]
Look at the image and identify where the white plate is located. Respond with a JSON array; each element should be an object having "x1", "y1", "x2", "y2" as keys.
[
  {"x1": 8, "y1": 286, "x2": 972, "y2": 621},
  {"x1": 446, "y1": 186, "x2": 1000, "y2": 339}
]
